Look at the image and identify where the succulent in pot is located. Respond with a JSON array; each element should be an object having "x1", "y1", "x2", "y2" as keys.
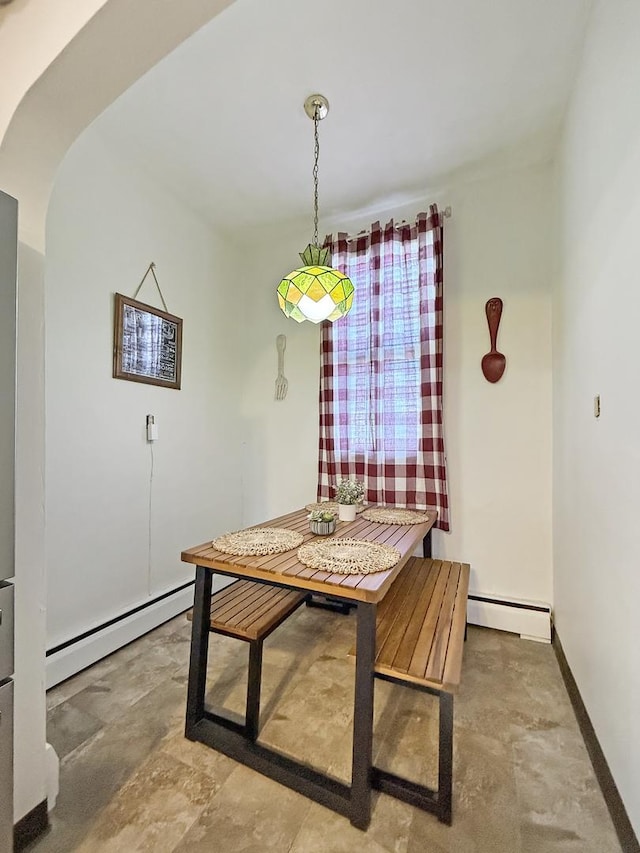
[{"x1": 308, "y1": 509, "x2": 337, "y2": 536}]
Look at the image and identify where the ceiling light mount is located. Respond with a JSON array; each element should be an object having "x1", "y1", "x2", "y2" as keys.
[
  {"x1": 277, "y1": 95, "x2": 354, "y2": 324},
  {"x1": 303, "y1": 94, "x2": 329, "y2": 121}
]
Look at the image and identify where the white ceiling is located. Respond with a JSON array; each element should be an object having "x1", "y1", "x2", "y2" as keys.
[{"x1": 93, "y1": 0, "x2": 592, "y2": 231}]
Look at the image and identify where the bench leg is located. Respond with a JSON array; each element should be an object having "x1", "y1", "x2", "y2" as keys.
[
  {"x1": 438, "y1": 691, "x2": 454, "y2": 824},
  {"x1": 423, "y1": 529, "x2": 432, "y2": 558},
  {"x1": 246, "y1": 639, "x2": 263, "y2": 741}
]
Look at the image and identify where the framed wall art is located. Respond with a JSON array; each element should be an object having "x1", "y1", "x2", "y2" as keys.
[{"x1": 113, "y1": 293, "x2": 183, "y2": 389}]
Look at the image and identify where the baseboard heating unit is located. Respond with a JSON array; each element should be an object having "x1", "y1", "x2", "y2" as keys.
[
  {"x1": 45, "y1": 576, "x2": 235, "y2": 689},
  {"x1": 45, "y1": 582, "x2": 195, "y2": 688},
  {"x1": 467, "y1": 593, "x2": 551, "y2": 643}
]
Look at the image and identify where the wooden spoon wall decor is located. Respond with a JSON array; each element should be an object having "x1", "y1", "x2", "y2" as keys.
[{"x1": 481, "y1": 297, "x2": 506, "y2": 383}]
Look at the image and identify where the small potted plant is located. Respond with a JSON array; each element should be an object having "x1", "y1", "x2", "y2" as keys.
[
  {"x1": 308, "y1": 509, "x2": 337, "y2": 536},
  {"x1": 335, "y1": 478, "x2": 365, "y2": 522}
]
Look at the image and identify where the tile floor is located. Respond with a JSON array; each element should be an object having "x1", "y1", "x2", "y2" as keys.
[{"x1": 28, "y1": 605, "x2": 621, "y2": 853}]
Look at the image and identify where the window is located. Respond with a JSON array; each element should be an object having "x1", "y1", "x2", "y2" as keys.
[{"x1": 317, "y1": 207, "x2": 449, "y2": 530}]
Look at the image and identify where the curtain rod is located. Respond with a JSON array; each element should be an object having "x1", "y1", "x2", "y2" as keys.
[
  {"x1": 394, "y1": 206, "x2": 451, "y2": 225},
  {"x1": 342, "y1": 206, "x2": 452, "y2": 241},
  {"x1": 383, "y1": 206, "x2": 452, "y2": 227}
]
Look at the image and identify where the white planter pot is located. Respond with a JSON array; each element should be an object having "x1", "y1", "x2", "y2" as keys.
[{"x1": 338, "y1": 503, "x2": 357, "y2": 522}]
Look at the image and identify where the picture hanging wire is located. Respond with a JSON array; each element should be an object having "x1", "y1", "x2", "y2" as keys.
[{"x1": 133, "y1": 262, "x2": 169, "y2": 313}]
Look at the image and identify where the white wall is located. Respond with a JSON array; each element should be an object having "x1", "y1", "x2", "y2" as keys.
[
  {"x1": 0, "y1": 0, "x2": 245, "y2": 825},
  {"x1": 45, "y1": 129, "x2": 244, "y2": 649},
  {"x1": 232, "y1": 225, "x2": 324, "y2": 526},
  {"x1": 238, "y1": 161, "x2": 553, "y2": 606},
  {"x1": 0, "y1": 0, "x2": 236, "y2": 251},
  {"x1": 0, "y1": 0, "x2": 111, "y2": 825},
  {"x1": 1, "y1": 0, "x2": 242, "y2": 825},
  {"x1": 14, "y1": 243, "x2": 48, "y2": 821},
  {"x1": 0, "y1": 0, "x2": 108, "y2": 147},
  {"x1": 554, "y1": 0, "x2": 640, "y2": 833},
  {"x1": 435, "y1": 165, "x2": 553, "y2": 604}
]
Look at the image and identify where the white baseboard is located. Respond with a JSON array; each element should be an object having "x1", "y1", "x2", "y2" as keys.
[
  {"x1": 45, "y1": 576, "x2": 233, "y2": 689},
  {"x1": 467, "y1": 593, "x2": 551, "y2": 643}
]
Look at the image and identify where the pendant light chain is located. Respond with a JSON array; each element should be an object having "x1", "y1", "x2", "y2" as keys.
[
  {"x1": 276, "y1": 94, "x2": 355, "y2": 324},
  {"x1": 313, "y1": 106, "x2": 320, "y2": 247}
]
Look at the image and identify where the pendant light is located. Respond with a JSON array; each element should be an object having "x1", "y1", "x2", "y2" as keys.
[{"x1": 277, "y1": 95, "x2": 354, "y2": 324}]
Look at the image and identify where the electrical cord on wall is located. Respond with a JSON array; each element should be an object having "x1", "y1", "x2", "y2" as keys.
[{"x1": 148, "y1": 441, "x2": 154, "y2": 597}]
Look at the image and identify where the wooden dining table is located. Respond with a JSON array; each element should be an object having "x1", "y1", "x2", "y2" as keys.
[{"x1": 181, "y1": 506, "x2": 436, "y2": 830}]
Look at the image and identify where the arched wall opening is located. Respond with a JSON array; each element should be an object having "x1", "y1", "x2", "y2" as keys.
[{"x1": 0, "y1": 0, "x2": 236, "y2": 825}]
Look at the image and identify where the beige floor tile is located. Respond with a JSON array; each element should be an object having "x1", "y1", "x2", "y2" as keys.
[
  {"x1": 513, "y1": 727, "x2": 622, "y2": 853},
  {"x1": 46, "y1": 654, "x2": 121, "y2": 712},
  {"x1": 29, "y1": 677, "x2": 189, "y2": 852},
  {"x1": 289, "y1": 800, "x2": 392, "y2": 853},
  {"x1": 30, "y1": 614, "x2": 624, "y2": 853},
  {"x1": 46, "y1": 701, "x2": 104, "y2": 761},
  {"x1": 172, "y1": 764, "x2": 312, "y2": 853},
  {"x1": 68, "y1": 644, "x2": 186, "y2": 725},
  {"x1": 256, "y1": 654, "x2": 355, "y2": 770},
  {"x1": 159, "y1": 730, "x2": 237, "y2": 785},
  {"x1": 73, "y1": 751, "x2": 214, "y2": 853},
  {"x1": 406, "y1": 729, "x2": 522, "y2": 853}
]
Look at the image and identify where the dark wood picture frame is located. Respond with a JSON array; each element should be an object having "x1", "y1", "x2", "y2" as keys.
[{"x1": 113, "y1": 293, "x2": 183, "y2": 390}]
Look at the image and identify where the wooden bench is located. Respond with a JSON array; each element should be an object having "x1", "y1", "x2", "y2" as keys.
[
  {"x1": 369, "y1": 556, "x2": 470, "y2": 824},
  {"x1": 187, "y1": 579, "x2": 307, "y2": 740}
]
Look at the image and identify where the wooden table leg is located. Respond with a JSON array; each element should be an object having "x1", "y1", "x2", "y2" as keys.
[
  {"x1": 350, "y1": 601, "x2": 376, "y2": 830},
  {"x1": 185, "y1": 565, "x2": 212, "y2": 739}
]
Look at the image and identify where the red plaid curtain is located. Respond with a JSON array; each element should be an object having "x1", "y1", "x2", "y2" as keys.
[{"x1": 317, "y1": 205, "x2": 449, "y2": 531}]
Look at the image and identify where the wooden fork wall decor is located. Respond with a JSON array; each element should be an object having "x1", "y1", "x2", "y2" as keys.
[{"x1": 275, "y1": 334, "x2": 289, "y2": 400}]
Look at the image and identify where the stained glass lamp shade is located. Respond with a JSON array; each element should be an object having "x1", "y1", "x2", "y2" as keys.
[{"x1": 277, "y1": 243, "x2": 354, "y2": 324}]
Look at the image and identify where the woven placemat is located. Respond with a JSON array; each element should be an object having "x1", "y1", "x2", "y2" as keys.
[
  {"x1": 298, "y1": 538, "x2": 400, "y2": 575},
  {"x1": 212, "y1": 527, "x2": 303, "y2": 556},
  {"x1": 361, "y1": 507, "x2": 431, "y2": 526},
  {"x1": 305, "y1": 501, "x2": 366, "y2": 514}
]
